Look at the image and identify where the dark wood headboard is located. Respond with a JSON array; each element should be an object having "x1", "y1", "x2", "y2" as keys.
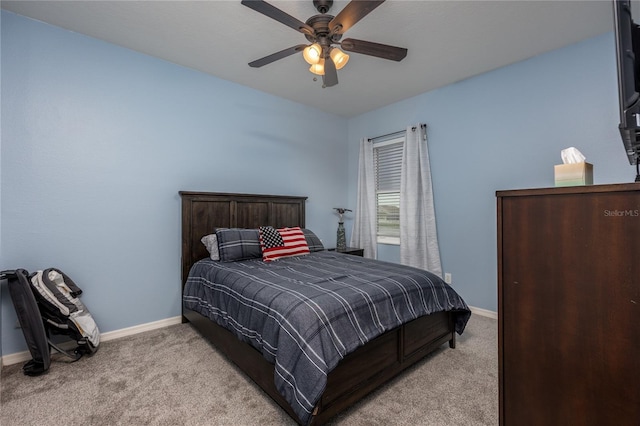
[{"x1": 179, "y1": 191, "x2": 307, "y2": 288}]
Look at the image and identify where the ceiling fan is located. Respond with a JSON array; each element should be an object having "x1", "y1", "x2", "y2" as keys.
[{"x1": 241, "y1": 0, "x2": 408, "y2": 88}]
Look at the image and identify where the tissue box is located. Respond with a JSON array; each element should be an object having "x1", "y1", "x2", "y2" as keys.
[{"x1": 554, "y1": 162, "x2": 593, "y2": 187}]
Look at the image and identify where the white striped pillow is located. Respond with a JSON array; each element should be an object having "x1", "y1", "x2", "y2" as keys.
[{"x1": 259, "y1": 226, "x2": 310, "y2": 262}]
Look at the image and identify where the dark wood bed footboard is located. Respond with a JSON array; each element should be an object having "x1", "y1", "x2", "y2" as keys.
[
  {"x1": 313, "y1": 311, "x2": 455, "y2": 424},
  {"x1": 185, "y1": 307, "x2": 455, "y2": 425}
]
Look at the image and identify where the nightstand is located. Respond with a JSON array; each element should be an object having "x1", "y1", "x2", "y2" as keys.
[{"x1": 328, "y1": 247, "x2": 364, "y2": 257}]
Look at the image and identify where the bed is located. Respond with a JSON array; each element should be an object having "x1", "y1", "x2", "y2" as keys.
[{"x1": 180, "y1": 191, "x2": 471, "y2": 425}]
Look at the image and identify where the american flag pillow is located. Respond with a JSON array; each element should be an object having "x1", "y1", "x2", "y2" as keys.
[{"x1": 259, "y1": 226, "x2": 310, "y2": 262}]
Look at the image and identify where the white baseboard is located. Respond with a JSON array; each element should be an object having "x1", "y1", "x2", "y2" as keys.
[
  {"x1": 469, "y1": 305, "x2": 497, "y2": 320},
  {"x1": 3, "y1": 348, "x2": 38, "y2": 367},
  {"x1": 1, "y1": 316, "x2": 183, "y2": 367},
  {"x1": 100, "y1": 316, "x2": 182, "y2": 342},
  {"x1": 3, "y1": 308, "x2": 496, "y2": 366}
]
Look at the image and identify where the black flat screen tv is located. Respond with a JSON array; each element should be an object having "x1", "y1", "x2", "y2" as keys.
[{"x1": 614, "y1": 0, "x2": 640, "y2": 165}]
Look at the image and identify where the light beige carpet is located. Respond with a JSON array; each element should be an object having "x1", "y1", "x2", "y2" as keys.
[{"x1": 1, "y1": 314, "x2": 497, "y2": 425}]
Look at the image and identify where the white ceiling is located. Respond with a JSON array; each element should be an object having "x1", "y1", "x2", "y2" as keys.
[{"x1": 2, "y1": 0, "x2": 614, "y2": 117}]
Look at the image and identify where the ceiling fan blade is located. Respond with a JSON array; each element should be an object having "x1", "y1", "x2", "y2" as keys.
[
  {"x1": 329, "y1": 0, "x2": 385, "y2": 35},
  {"x1": 241, "y1": 0, "x2": 314, "y2": 35},
  {"x1": 323, "y1": 56, "x2": 339, "y2": 87},
  {"x1": 249, "y1": 44, "x2": 307, "y2": 68},
  {"x1": 341, "y1": 38, "x2": 407, "y2": 61}
]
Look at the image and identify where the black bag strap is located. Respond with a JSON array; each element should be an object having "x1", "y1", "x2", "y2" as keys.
[{"x1": 3, "y1": 268, "x2": 51, "y2": 375}]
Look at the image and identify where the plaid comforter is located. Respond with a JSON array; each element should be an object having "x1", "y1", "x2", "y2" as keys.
[{"x1": 183, "y1": 251, "x2": 471, "y2": 425}]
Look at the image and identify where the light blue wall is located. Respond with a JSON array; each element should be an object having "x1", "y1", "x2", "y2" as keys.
[
  {"x1": 1, "y1": 9, "x2": 632, "y2": 356},
  {"x1": 347, "y1": 32, "x2": 632, "y2": 312},
  {"x1": 0, "y1": 11, "x2": 348, "y2": 355}
]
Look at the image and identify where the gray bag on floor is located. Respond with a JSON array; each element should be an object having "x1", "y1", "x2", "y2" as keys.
[
  {"x1": 2, "y1": 268, "x2": 100, "y2": 376},
  {"x1": 30, "y1": 268, "x2": 100, "y2": 355}
]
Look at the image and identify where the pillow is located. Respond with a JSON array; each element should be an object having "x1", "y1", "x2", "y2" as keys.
[
  {"x1": 215, "y1": 228, "x2": 262, "y2": 262},
  {"x1": 259, "y1": 226, "x2": 310, "y2": 262},
  {"x1": 200, "y1": 234, "x2": 220, "y2": 261},
  {"x1": 302, "y1": 228, "x2": 324, "y2": 252}
]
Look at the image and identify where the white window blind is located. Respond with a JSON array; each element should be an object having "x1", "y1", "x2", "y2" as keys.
[{"x1": 374, "y1": 138, "x2": 404, "y2": 243}]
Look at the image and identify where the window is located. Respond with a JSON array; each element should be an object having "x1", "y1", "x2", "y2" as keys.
[{"x1": 374, "y1": 137, "x2": 404, "y2": 244}]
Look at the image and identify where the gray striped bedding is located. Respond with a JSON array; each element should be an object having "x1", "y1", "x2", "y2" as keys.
[{"x1": 183, "y1": 251, "x2": 471, "y2": 425}]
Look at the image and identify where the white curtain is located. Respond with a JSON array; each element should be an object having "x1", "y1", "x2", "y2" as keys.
[
  {"x1": 350, "y1": 138, "x2": 377, "y2": 258},
  {"x1": 400, "y1": 125, "x2": 442, "y2": 276}
]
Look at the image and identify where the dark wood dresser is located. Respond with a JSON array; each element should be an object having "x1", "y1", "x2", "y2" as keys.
[{"x1": 496, "y1": 183, "x2": 640, "y2": 425}]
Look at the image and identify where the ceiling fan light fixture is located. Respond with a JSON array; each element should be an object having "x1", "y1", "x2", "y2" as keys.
[
  {"x1": 309, "y1": 58, "x2": 325, "y2": 75},
  {"x1": 303, "y1": 43, "x2": 322, "y2": 65},
  {"x1": 242, "y1": 0, "x2": 408, "y2": 88},
  {"x1": 330, "y1": 47, "x2": 349, "y2": 70}
]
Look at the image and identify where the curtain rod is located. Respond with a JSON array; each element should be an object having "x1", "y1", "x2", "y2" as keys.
[{"x1": 368, "y1": 123, "x2": 427, "y2": 142}]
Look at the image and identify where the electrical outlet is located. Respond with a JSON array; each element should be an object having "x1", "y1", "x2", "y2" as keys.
[{"x1": 444, "y1": 273, "x2": 452, "y2": 284}]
